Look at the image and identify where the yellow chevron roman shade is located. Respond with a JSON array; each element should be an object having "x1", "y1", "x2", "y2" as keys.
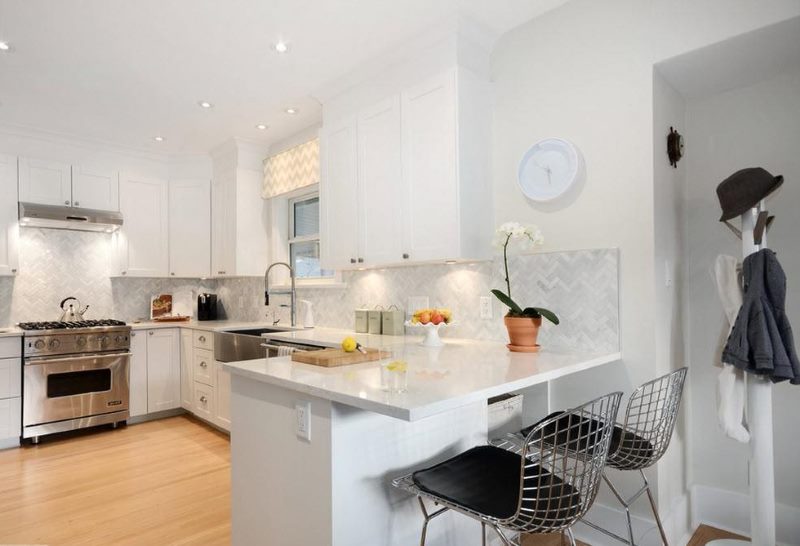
[{"x1": 262, "y1": 138, "x2": 320, "y2": 199}]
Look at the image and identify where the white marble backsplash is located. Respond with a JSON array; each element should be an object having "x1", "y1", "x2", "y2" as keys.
[{"x1": 0, "y1": 228, "x2": 619, "y2": 353}]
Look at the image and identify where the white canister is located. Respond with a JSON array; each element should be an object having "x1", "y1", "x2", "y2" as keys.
[
  {"x1": 381, "y1": 305, "x2": 405, "y2": 336},
  {"x1": 354, "y1": 308, "x2": 369, "y2": 333},
  {"x1": 368, "y1": 307, "x2": 384, "y2": 334}
]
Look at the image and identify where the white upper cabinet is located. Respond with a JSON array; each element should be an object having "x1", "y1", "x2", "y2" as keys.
[
  {"x1": 115, "y1": 173, "x2": 169, "y2": 277},
  {"x1": 401, "y1": 72, "x2": 460, "y2": 262},
  {"x1": 18, "y1": 157, "x2": 72, "y2": 207},
  {"x1": 72, "y1": 165, "x2": 119, "y2": 211},
  {"x1": 320, "y1": 66, "x2": 492, "y2": 270},
  {"x1": 18, "y1": 158, "x2": 119, "y2": 212},
  {"x1": 169, "y1": 179, "x2": 210, "y2": 278},
  {"x1": 358, "y1": 97, "x2": 403, "y2": 266},
  {"x1": 320, "y1": 119, "x2": 360, "y2": 270},
  {"x1": 211, "y1": 173, "x2": 236, "y2": 276},
  {"x1": 0, "y1": 154, "x2": 19, "y2": 276}
]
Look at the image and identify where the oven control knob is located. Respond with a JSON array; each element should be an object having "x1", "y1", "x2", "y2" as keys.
[
  {"x1": 99, "y1": 335, "x2": 110, "y2": 348},
  {"x1": 76, "y1": 336, "x2": 87, "y2": 348},
  {"x1": 114, "y1": 335, "x2": 124, "y2": 344},
  {"x1": 34, "y1": 339, "x2": 45, "y2": 350},
  {"x1": 49, "y1": 339, "x2": 61, "y2": 349}
]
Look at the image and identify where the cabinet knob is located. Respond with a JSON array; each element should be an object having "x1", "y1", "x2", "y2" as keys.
[
  {"x1": 131, "y1": 332, "x2": 136, "y2": 337},
  {"x1": 64, "y1": 200, "x2": 70, "y2": 205},
  {"x1": 74, "y1": 201, "x2": 80, "y2": 207},
  {"x1": 199, "y1": 335, "x2": 206, "y2": 342},
  {"x1": 218, "y1": 270, "x2": 226, "y2": 275},
  {"x1": 358, "y1": 258, "x2": 364, "y2": 263},
  {"x1": 121, "y1": 271, "x2": 127, "y2": 276},
  {"x1": 170, "y1": 272, "x2": 175, "y2": 276},
  {"x1": 11, "y1": 268, "x2": 16, "y2": 273},
  {"x1": 402, "y1": 253, "x2": 409, "y2": 259},
  {"x1": 200, "y1": 361, "x2": 207, "y2": 368},
  {"x1": 350, "y1": 258, "x2": 356, "y2": 264},
  {"x1": 148, "y1": 331, "x2": 154, "y2": 336},
  {"x1": 200, "y1": 395, "x2": 208, "y2": 404}
]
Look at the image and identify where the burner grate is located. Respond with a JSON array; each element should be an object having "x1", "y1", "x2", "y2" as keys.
[{"x1": 18, "y1": 319, "x2": 127, "y2": 331}]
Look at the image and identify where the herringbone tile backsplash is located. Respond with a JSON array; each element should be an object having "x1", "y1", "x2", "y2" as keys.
[{"x1": 0, "y1": 228, "x2": 619, "y2": 352}]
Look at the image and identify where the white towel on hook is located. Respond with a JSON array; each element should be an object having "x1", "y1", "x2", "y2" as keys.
[
  {"x1": 277, "y1": 345, "x2": 295, "y2": 357},
  {"x1": 714, "y1": 254, "x2": 750, "y2": 443}
]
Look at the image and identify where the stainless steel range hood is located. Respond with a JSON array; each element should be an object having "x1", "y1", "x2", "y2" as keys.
[{"x1": 18, "y1": 202, "x2": 123, "y2": 232}]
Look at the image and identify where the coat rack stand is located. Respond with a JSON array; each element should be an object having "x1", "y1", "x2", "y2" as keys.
[{"x1": 710, "y1": 200, "x2": 776, "y2": 546}]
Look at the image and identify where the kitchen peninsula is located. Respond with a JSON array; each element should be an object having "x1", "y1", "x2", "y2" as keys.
[{"x1": 225, "y1": 330, "x2": 620, "y2": 546}]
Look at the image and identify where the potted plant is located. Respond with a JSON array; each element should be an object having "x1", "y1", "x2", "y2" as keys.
[{"x1": 490, "y1": 222, "x2": 559, "y2": 352}]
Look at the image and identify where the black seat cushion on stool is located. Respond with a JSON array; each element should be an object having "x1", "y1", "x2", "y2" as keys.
[
  {"x1": 411, "y1": 445, "x2": 581, "y2": 523},
  {"x1": 520, "y1": 411, "x2": 654, "y2": 461}
]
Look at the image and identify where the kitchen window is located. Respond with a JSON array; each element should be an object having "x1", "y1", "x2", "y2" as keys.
[{"x1": 288, "y1": 193, "x2": 333, "y2": 279}]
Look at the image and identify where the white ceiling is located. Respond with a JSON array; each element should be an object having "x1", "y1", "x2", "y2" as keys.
[
  {"x1": 0, "y1": 0, "x2": 568, "y2": 155},
  {"x1": 657, "y1": 16, "x2": 800, "y2": 100}
]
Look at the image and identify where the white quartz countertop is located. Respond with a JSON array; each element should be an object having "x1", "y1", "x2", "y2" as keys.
[
  {"x1": 224, "y1": 335, "x2": 621, "y2": 421},
  {"x1": 0, "y1": 327, "x2": 22, "y2": 338},
  {"x1": 129, "y1": 319, "x2": 302, "y2": 333}
]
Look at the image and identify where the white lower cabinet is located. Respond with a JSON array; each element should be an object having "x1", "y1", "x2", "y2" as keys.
[
  {"x1": 0, "y1": 337, "x2": 21, "y2": 448},
  {"x1": 214, "y1": 364, "x2": 231, "y2": 430},
  {"x1": 180, "y1": 330, "x2": 194, "y2": 411},
  {"x1": 182, "y1": 329, "x2": 230, "y2": 432},
  {"x1": 129, "y1": 328, "x2": 181, "y2": 417},
  {"x1": 193, "y1": 382, "x2": 215, "y2": 422}
]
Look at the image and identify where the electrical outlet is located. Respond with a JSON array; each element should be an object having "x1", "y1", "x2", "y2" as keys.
[
  {"x1": 295, "y1": 401, "x2": 311, "y2": 442},
  {"x1": 479, "y1": 296, "x2": 492, "y2": 319}
]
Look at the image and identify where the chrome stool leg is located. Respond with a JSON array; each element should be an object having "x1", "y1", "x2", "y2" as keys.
[
  {"x1": 482, "y1": 522, "x2": 487, "y2": 546},
  {"x1": 416, "y1": 496, "x2": 448, "y2": 546},
  {"x1": 641, "y1": 470, "x2": 669, "y2": 545},
  {"x1": 564, "y1": 528, "x2": 577, "y2": 546}
]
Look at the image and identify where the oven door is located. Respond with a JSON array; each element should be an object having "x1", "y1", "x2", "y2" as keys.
[{"x1": 23, "y1": 352, "x2": 131, "y2": 428}]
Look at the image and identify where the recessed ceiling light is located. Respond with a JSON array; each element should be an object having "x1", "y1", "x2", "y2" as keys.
[
  {"x1": 153, "y1": 136, "x2": 165, "y2": 142},
  {"x1": 256, "y1": 124, "x2": 268, "y2": 130},
  {"x1": 273, "y1": 41, "x2": 290, "y2": 53},
  {"x1": 0, "y1": 42, "x2": 10, "y2": 51},
  {"x1": 198, "y1": 100, "x2": 214, "y2": 109},
  {"x1": 285, "y1": 107, "x2": 298, "y2": 115}
]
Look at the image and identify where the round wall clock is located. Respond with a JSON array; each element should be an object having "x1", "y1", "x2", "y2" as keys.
[{"x1": 518, "y1": 138, "x2": 584, "y2": 202}]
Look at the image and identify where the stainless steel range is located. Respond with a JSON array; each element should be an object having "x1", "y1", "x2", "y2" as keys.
[{"x1": 19, "y1": 319, "x2": 131, "y2": 443}]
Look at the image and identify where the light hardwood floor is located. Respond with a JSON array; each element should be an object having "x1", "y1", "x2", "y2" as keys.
[
  {"x1": 0, "y1": 415, "x2": 745, "y2": 546},
  {"x1": 0, "y1": 416, "x2": 230, "y2": 545}
]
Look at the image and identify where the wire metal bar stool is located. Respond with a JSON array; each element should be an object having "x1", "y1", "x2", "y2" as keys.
[
  {"x1": 392, "y1": 391, "x2": 623, "y2": 546},
  {"x1": 497, "y1": 368, "x2": 688, "y2": 546}
]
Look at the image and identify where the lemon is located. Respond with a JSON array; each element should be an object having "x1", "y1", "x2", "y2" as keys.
[
  {"x1": 341, "y1": 337, "x2": 358, "y2": 353},
  {"x1": 386, "y1": 360, "x2": 407, "y2": 373}
]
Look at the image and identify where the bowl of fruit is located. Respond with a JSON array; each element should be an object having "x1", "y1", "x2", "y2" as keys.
[{"x1": 405, "y1": 308, "x2": 453, "y2": 347}]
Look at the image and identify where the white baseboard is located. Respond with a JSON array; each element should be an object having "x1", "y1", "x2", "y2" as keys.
[{"x1": 690, "y1": 484, "x2": 800, "y2": 546}]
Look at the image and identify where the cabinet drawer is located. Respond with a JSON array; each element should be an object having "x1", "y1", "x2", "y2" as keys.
[
  {"x1": 0, "y1": 358, "x2": 21, "y2": 399},
  {"x1": 193, "y1": 349, "x2": 215, "y2": 386},
  {"x1": 0, "y1": 397, "x2": 21, "y2": 442},
  {"x1": 193, "y1": 382, "x2": 215, "y2": 421},
  {"x1": 0, "y1": 337, "x2": 21, "y2": 359},
  {"x1": 193, "y1": 331, "x2": 214, "y2": 351}
]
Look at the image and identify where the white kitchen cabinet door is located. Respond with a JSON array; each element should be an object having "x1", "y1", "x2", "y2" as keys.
[
  {"x1": 214, "y1": 362, "x2": 231, "y2": 431},
  {"x1": 18, "y1": 157, "x2": 72, "y2": 207},
  {"x1": 0, "y1": 154, "x2": 19, "y2": 276},
  {"x1": 0, "y1": 397, "x2": 21, "y2": 446},
  {"x1": 180, "y1": 330, "x2": 194, "y2": 411},
  {"x1": 169, "y1": 179, "x2": 210, "y2": 278},
  {"x1": 117, "y1": 173, "x2": 169, "y2": 277},
  {"x1": 146, "y1": 328, "x2": 180, "y2": 413},
  {"x1": 0, "y1": 358, "x2": 21, "y2": 399},
  {"x1": 211, "y1": 175, "x2": 236, "y2": 277},
  {"x1": 357, "y1": 97, "x2": 403, "y2": 266},
  {"x1": 320, "y1": 119, "x2": 360, "y2": 270},
  {"x1": 72, "y1": 165, "x2": 119, "y2": 211},
  {"x1": 401, "y1": 71, "x2": 460, "y2": 262},
  {"x1": 129, "y1": 330, "x2": 149, "y2": 417}
]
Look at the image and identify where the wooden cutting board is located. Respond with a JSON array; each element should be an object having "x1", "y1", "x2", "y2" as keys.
[{"x1": 292, "y1": 347, "x2": 388, "y2": 368}]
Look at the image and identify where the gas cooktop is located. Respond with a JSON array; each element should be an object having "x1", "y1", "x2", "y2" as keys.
[{"x1": 18, "y1": 319, "x2": 127, "y2": 331}]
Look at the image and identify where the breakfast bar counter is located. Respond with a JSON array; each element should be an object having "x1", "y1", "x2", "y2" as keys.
[{"x1": 224, "y1": 336, "x2": 620, "y2": 546}]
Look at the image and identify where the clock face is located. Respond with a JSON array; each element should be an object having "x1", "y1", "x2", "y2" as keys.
[{"x1": 518, "y1": 138, "x2": 583, "y2": 202}]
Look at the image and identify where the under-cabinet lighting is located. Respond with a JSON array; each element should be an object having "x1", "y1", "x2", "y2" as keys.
[
  {"x1": 0, "y1": 42, "x2": 9, "y2": 51},
  {"x1": 445, "y1": 260, "x2": 457, "y2": 265}
]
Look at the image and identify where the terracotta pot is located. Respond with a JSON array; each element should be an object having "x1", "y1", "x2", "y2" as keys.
[{"x1": 504, "y1": 315, "x2": 542, "y2": 351}]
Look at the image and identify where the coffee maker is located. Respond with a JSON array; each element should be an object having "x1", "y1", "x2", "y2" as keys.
[{"x1": 197, "y1": 293, "x2": 218, "y2": 321}]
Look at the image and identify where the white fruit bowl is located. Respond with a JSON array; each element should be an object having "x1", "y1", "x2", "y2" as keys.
[{"x1": 404, "y1": 320, "x2": 452, "y2": 347}]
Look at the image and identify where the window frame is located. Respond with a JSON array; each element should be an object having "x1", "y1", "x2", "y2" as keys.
[{"x1": 287, "y1": 191, "x2": 335, "y2": 282}]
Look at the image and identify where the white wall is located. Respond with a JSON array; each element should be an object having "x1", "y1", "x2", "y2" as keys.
[
  {"x1": 490, "y1": 0, "x2": 800, "y2": 540},
  {"x1": 685, "y1": 67, "x2": 800, "y2": 515}
]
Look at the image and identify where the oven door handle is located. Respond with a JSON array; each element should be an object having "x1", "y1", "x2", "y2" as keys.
[{"x1": 24, "y1": 352, "x2": 133, "y2": 365}]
